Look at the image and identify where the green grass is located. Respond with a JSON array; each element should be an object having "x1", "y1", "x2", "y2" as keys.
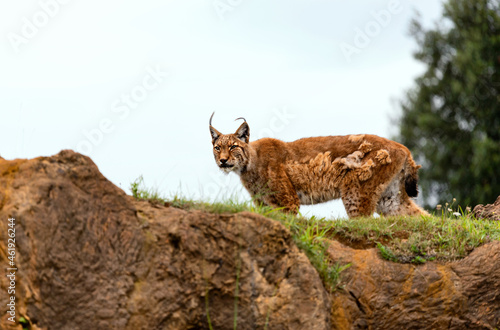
[
  {"x1": 130, "y1": 176, "x2": 166, "y2": 204},
  {"x1": 376, "y1": 242, "x2": 397, "y2": 262},
  {"x1": 129, "y1": 178, "x2": 500, "y2": 291},
  {"x1": 19, "y1": 316, "x2": 30, "y2": 330},
  {"x1": 330, "y1": 211, "x2": 500, "y2": 263}
]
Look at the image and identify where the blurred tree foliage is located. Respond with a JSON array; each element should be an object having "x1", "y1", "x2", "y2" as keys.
[{"x1": 397, "y1": 0, "x2": 500, "y2": 207}]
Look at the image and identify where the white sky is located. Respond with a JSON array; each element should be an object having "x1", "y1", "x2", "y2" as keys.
[{"x1": 0, "y1": 0, "x2": 443, "y2": 218}]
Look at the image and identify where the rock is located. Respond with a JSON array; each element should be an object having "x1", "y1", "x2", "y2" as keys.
[
  {"x1": 1, "y1": 150, "x2": 499, "y2": 329},
  {"x1": 0, "y1": 150, "x2": 330, "y2": 330},
  {"x1": 474, "y1": 196, "x2": 500, "y2": 221},
  {"x1": 328, "y1": 239, "x2": 500, "y2": 329}
]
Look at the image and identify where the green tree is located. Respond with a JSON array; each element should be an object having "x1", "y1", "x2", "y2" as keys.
[{"x1": 397, "y1": 0, "x2": 500, "y2": 208}]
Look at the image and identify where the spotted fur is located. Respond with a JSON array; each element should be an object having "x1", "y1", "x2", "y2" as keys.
[{"x1": 209, "y1": 114, "x2": 428, "y2": 218}]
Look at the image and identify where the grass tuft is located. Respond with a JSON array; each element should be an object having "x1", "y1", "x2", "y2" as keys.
[
  {"x1": 130, "y1": 176, "x2": 166, "y2": 203},
  {"x1": 376, "y1": 242, "x2": 397, "y2": 262}
]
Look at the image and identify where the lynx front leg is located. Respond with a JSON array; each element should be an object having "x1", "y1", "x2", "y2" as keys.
[
  {"x1": 243, "y1": 181, "x2": 292, "y2": 211},
  {"x1": 262, "y1": 170, "x2": 300, "y2": 214}
]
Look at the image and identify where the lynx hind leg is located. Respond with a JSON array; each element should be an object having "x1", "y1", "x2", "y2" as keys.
[
  {"x1": 340, "y1": 149, "x2": 404, "y2": 218},
  {"x1": 399, "y1": 198, "x2": 429, "y2": 217},
  {"x1": 341, "y1": 174, "x2": 378, "y2": 218},
  {"x1": 376, "y1": 175, "x2": 428, "y2": 217},
  {"x1": 376, "y1": 175, "x2": 403, "y2": 216}
]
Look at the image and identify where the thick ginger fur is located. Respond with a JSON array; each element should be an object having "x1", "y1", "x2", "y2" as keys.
[{"x1": 209, "y1": 115, "x2": 428, "y2": 218}]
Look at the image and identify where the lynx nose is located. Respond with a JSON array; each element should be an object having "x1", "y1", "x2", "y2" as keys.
[{"x1": 220, "y1": 158, "x2": 228, "y2": 165}]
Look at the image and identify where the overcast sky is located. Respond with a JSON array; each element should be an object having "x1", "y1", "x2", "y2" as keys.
[{"x1": 0, "y1": 0, "x2": 444, "y2": 218}]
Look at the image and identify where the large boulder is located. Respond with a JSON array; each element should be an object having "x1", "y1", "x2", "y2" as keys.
[
  {"x1": 0, "y1": 150, "x2": 499, "y2": 329},
  {"x1": 0, "y1": 151, "x2": 330, "y2": 330},
  {"x1": 474, "y1": 196, "x2": 500, "y2": 221}
]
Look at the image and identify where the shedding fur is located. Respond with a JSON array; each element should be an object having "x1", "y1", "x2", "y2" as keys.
[
  {"x1": 375, "y1": 149, "x2": 392, "y2": 165},
  {"x1": 358, "y1": 141, "x2": 374, "y2": 154},
  {"x1": 209, "y1": 114, "x2": 428, "y2": 218},
  {"x1": 348, "y1": 134, "x2": 365, "y2": 143}
]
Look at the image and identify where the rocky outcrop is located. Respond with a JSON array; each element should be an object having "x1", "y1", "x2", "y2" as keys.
[
  {"x1": 0, "y1": 151, "x2": 499, "y2": 329},
  {"x1": 0, "y1": 150, "x2": 330, "y2": 330},
  {"x1": 474, "y1": 196, "x2": 500, "y2": 221},
  {"x1": 328, "y1": 240, "x2": 500, "y2": 329}
]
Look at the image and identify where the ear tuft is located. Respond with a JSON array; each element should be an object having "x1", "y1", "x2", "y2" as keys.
[
  {"x1": 209, "y1": 112, "x2": 215, "y2": 126},
  {"x1": 235, "y1": 121, "x2": 250, "y2": 144}
]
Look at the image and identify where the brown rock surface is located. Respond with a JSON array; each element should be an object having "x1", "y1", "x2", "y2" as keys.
[
  {"x1": 474, "y1": 195, "x2": 500, "y2": 221},
  {"x1": 0, "y1": 150, "x2": 499, "y2": 330},
  {"x1": 329, "y1": 239, "x2": 500, "y2": 329},
  {"x1": 0, "y1": 151, "x2": 330, "y2": 330}
]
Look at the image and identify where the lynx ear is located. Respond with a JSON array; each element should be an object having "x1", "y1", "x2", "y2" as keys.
[
  {"x1": 210, "y1": 126, "x2": 222, "y2": 144},
  {"x1": 234, "y1": 117, "x2": 250, "y2": 144},
  {"x1": 209, "y1": 112, "x2": 222, "y2": 144}
]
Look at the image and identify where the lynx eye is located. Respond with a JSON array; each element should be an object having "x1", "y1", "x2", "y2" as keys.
[
  {"x1": 230, "y1": 145, "x2": 238, "y2": 150},
  {"x1": 214, "y1": 146, "x2": 220, "y2": 151}
]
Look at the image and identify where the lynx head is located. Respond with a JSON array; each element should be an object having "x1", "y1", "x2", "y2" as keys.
[{"x1": 209, "y1": 112, "x2": 251, "y2": 174}]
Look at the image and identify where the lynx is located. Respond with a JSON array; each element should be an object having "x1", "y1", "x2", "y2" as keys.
[{"x1": 209, "y1": 113, "x2": 428, "y2": 218}]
